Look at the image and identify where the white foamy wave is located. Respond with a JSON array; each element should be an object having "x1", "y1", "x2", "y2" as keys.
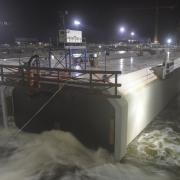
[
  {"x1": 62, "y1": 163, "x2": 174, "y2": 180},
  {"x1": 129, "y1": 127, "x2": 180, "y2": 167},
  {"x1": 0, "y1": 128, "x2": 112, "y2": 180},
  {"x1": 0, "y1": 127, "x2": 176, "y2": 180}
]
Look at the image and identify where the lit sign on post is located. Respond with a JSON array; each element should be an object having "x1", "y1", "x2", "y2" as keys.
[{"x1": 59, "y1": 29, "x2": 82, "y2": 43}]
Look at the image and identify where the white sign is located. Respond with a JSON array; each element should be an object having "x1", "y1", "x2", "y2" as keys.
[{"x1": 59, "y1": 29, "x2": 82, "y2": 43}]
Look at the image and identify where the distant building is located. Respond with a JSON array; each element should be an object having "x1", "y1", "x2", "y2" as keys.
[
  {"x1": 15, "y1": 37, "x2": 38, "y2": 46},
  {"x1": 0, "y1": 20, "x2": 9, "y2": 27}
]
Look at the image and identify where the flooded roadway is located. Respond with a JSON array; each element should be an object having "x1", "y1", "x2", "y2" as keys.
[{"x1": 0, "y1": 50, "x2": 174, "y2": 73}]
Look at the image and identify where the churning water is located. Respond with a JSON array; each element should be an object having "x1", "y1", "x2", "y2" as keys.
[{"x1": 0, "y1": 94, "x2": 180, "y2": 179}]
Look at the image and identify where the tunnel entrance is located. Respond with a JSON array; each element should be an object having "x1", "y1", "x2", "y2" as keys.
[{"x1": 13, "y1": 86, "x2": 115, "y2": 152}]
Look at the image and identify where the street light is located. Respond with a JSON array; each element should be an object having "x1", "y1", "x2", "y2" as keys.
[
  {"x1": 167, "y1": 38, "x2": 172, "y2": 45},
  {"x1": 131, "y1": 32, "x2": 135, "y2": 36},
  {"x1": 74, "y1": 20, "x2": 81, "y2": 26},
  {"x1": 120, "y1": 27, "x2": 125, "y2": 33}
]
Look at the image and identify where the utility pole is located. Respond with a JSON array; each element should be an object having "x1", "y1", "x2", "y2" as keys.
[
  {"x1": 154, "y1": 0, "x2": 159, "y2": 43},
  {"x1": 59, "y1": 10, "x2": 68, "y2": 30},
  {"x1": 58, "y1": 11, "x2": 68, "y2": 48}
]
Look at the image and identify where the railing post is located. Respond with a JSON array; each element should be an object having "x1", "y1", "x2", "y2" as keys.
[
  {"x1": 27, "y1": 66, "x2": 31, "y2": 87},
  {"x1": 90, "y1": 71, "x2": 92, "y2": 88},
  {"x1": 65, "y1": 51, "x2": 68, "y2": 69},
  {"x1": 84, "y1": 49, "x2": 87, "y2": 70},
  {"x1": 115, "y1": 73, "x2": 118, "y2": 96},
  {"x1": 48, "y1": 51, "x2": 51, "y2": 68},
  {"x1": 58, "y1": 70, "x2": 60, "y2": 81},
  {"x1": 0, "y1": 86, "x2": 8, "y2": 128},
  {"x1": 21, "y1": 66, "x2": 25, "y2": 84},
  {"x1": 1, "y1": 66, "x2": 4, "y2": 82},
  {"x1": 69, "y1": 49, "x2": 72, "y2": 76}
]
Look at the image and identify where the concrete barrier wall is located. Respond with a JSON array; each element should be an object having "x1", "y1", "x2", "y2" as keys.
[{"x1": 110, "y1": 67, "x2": 180, "y2": 161}]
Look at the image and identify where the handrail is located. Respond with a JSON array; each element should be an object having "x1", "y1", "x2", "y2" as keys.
[
  {"x1": 0, "y1": 64, "x2": 121, "y2": 74},
  {"x1": 0, "y1": 64, "x2": 122, "y2": 98}
]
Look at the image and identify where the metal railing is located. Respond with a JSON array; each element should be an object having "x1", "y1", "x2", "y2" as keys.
[{"x1": 0, "y1": 64, "x2": 121, "y2": 98}]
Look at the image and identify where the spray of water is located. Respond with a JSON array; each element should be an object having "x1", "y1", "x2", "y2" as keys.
[
  {"x1": 0, "y1": 93, "x2": 180, "y2": 180},
  {"x1": 0, "y1": 126, "x2": 177, "y2": 180}
]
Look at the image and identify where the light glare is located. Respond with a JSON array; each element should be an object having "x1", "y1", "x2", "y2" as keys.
[
  {"x1": 74, "y1": 20, "x2": 81, "y2": 26},
  {"x1": 131, "y1": 32, "x2": 135, "y2": 36},
  {"x1": 167, "y1": 38, "x2": 172, "y2": 44},
  {"x1": 73, "y1": 53, "x2": 82, "y2": 58},
  {"x1": 51, "y1": 55, "x2": 55, "y2": 60},
  {"x1": 120, "y1": 27, "x2": 125, "y2": 33},
  {"x1": 118, "y1": 51, "x2": 126, "y2": 54},
  {"x1": 94, "y1": 53, "x2": 98, "y2": 58}
]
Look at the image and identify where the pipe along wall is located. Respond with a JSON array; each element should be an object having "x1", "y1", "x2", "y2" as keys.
[{"x1": 1, "y1": 66, "x2": 180, "y2": 161}]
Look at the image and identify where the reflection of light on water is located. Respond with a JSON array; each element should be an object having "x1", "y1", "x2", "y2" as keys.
[
  {"x1": 75, "y1": 65, "x2": 81, "y2": 70},
  {"x1": 167, "y1": 51, "x2": 170, "y2": 61},
  {"x1": 118, "y1": 51, "x2": 126, "y2": 54},
  {"x1": 74, "y1": 65, "x2": 81, "y2": 77},
  {"x1": 51, "y1": 55, "x2": 55, "y2": 60},
  {"x1": 94, "y1": 53, "x2": 98, "y2": 58},
  {"x1": 120, "y1": 58, "x2": 124, "y2": 70},
  {"x1": 120, "y1": 59, "x2": 124, "y2": 63},
  {"x1": 130, "y1": 57, "x2": 134, "y2": 64},
  {"x1": 73, "y1": 53, "x2": 82, "y2": 58}
]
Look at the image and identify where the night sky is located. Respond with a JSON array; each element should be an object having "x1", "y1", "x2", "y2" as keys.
[{"x1": 0, "y1": 0, "x2": 179, "y2": 43}]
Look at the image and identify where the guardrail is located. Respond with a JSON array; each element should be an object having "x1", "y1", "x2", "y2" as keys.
[{"x1": 0, "y1": 64, "x2": 121, "y2": 98}]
